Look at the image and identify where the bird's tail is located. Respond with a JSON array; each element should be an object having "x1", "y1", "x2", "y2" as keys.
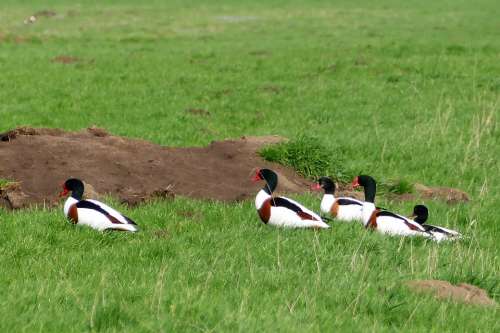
[{"x1": 107, "y1": 223, "x2": 139, "y2": 232}]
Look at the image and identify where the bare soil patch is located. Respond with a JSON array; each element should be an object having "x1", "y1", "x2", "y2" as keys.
[
  {"x1": 414, "y1": 183, "x2": 470, "y2": 203},
  {"x1": 34, "y1": 10, "x2": 57, "y2": 18},
  {"x1": 261, "y1": 85, "x2": 282, "y2": 94},
  {"x1": 215, "y1": 15, "x2": 259, "y2": 23},
  {"x1": 406, "y1": 280, "x2": 497, "y2": 307},
  {"x1": 249, "y1": 50, "x2": 271, "y2": 57},
  {"x1": 338, "y1": 185, "x2": 469, "y2": 204},
  {"x1": 186, "y1": 108, "x2": 210, "y2": 116},
  {"x1": 52, "y1": 55, "x2": 80, "y2": 64},
  {"x1": 0, "y1": 127, "x2": 470, "y2": 209},
  {"x1": 0, "y1": 127, "x2": 309, "y2": 209}
]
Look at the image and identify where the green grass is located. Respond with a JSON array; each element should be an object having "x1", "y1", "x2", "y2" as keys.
[
  {"x1": 259, "y1": 136, "x2": 354, "y2": 182},
  {"x1": 379, "y1": 179, "x2": 416, "y2": 195},
  {"x1": 1, "y1": 0, "x2": 499, "y2": 332},
  {"x1": 0, "y1": 179, "x2": 15, "y2": 189}
]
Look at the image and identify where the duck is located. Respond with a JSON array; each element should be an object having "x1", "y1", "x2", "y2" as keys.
[
  {"x1": 59, "y1": 178, "x2": 138, "y2": 232},
  {"x1": 252, "y1": 169, "x2": 330, "y2": 229},
  {"x1": 352, "y1": 175, "x2": 432, "y2": 238},
  {"x1": 410, "y1": 205, "x2": 461, "y2": 242},
  {"x1": 312, "y1": 177, "x2": 363, "y2": 223}
]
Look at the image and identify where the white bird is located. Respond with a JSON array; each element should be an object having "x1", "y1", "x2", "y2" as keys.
[
  {"x1": 410, "y1": 205, "x2": 461, "y2": 242},
  {"x1": 312, "y1": 176, "x2": 363, "y2": 223},
  {"x1": 60, "y1": 178, "x2": 138, "y2": 232},
  {"x1": 253, "y1": 169, "x2": 330, "y2": 229},
  {"x1": 352, "y1": 175, "x2": 432, "y2": 238}
]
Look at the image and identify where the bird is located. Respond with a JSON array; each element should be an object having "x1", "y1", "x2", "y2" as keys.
[
  {"x1": 252, "y1": 169, "x2": 330, "y2": 229},
  {"x1": 410, "y1": 205, "x2": 461, "y2": 242},
  {"x1": 59, "y1": 178, "x2": 138, "y2": 232},
  {"x1": 352, "y1": 175, "x2": 432, "y2": 238},
  {"x1": 312, "y1": 176, "x2": 363, "y2": 223}
]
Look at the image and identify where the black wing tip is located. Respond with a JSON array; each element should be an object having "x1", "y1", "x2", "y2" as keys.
[{"x1": 124, "y1": 216, "x2": 138, "y2": 225}]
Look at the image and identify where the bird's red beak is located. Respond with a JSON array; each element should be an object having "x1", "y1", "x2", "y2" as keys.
[
  {"x1": 252, "y1": 171, "x2": 261, "y2": 182},
  {"x1": 351, "y1": 177, "x2": 360, "y2": 188},
  {"x1": 59, "y1": 184, "x2": 69, "y2": 197},
  {"x1": 310, "y1": 183, "x2": 322, "y2": 191}
]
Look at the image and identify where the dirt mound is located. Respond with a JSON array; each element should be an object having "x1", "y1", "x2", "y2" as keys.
[
  {"x1": 414, "y1": 183, "x2": 470, "y2": 203},
  {"x1": 0, "y1": 127, "x2": 310, "y2": 209},
  {"x1": 52, "y1": 55, "x2": 81, "y2": 64},
  {"x1": 406, "y1": 280, "x2": 497, "y2": 307}
]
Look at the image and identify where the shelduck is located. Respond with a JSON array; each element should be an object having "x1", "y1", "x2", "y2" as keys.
[
  {"x1": 410, "y1": 205, "x2": 461, "y2": 242},
  {"x1": 252, "y1": 169, "x2": 330, "y2": 229},
  {"x1": 352, "y1": 175, "x2": 432, "y2": 238},
  {"x1": 59, "y1": 178, "x2": 138, "y2": 232},
  {"x1": 312, "y1": 177, "x2": 363, "y2": 223}
]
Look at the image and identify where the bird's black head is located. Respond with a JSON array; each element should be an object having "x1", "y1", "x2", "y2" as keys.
[
  {"x1": 315, "y1": 177, "x2": 335, "y2": 194},
  {"x1": 352, "y1": 175, "x2": 377, "y2": 203},
  {"x1": 412, "y1": 205, "x2": 429, "y2": 224},
  {"x1": 60, "y1": 178, "x2": 85, "y2": 200},
  {"x1": 252, "y1": 168, "x2": 278, "y2": 194}
]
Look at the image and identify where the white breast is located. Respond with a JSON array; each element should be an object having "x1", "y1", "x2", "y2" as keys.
[
  {"x1": 362, "y1": 202, "x2": 376, "y2": 226},
  {"x1": 255, "y1": 189, "x2": 270, "y2": 209},
  {"x1": 320, "y1": 194, "x2": 335, "y2": 214},
  {"x1": 63, "y1": 197, "x2": 78, "y2": 217}
]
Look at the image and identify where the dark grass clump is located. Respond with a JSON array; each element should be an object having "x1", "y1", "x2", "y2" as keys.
[{"x1": 259, "y1": 136, "x2": 353, "y2": 182}]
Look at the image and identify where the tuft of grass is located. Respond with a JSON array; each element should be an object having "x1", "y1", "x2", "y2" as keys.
[
  {"x1": 0, "y1": 179, "x2": 15, "y2": 189},
  {"x1": 379, "y1": 179, "x2": 416, "y2": 195},
  {"x1": 259, "y1": 136, "x2": 353, "y2": 182}
]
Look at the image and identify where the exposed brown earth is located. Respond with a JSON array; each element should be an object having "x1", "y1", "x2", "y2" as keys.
[
  {"x1": 51, "y1": 55, "x2": 80, "y2": 64},
  {"x1": 406, "y1": 280, "x2": 497, "y2": 307},
  {"x1": 0, "y1": 127, "x2": 309, "y2": 209},
  {"x1": 0, "y1": 127, "x2": 471, "y2": 210},
  {"x1": 33, "y1": 10, "x2": 57, "y2": 18},
  {"x1": 414, "y1": 183, "x2": 470, "y2": 203},
  {"x1": 185, "y1": 108, "x2": 211, "y2": 116},
  {"x1": 335, "y1": 185, "x2": 470, "y2": 204}
]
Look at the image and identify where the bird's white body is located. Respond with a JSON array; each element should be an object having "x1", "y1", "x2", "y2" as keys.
[
  {"x1": 355, "y1": 175, "x2": 461, "y2": 242},
  {"x1": 63, "y1": 196, "x2": 138, "y2": 232},
  {"x1": 361, "y1": 202, "x2": 432, "y2": 238},
  {"x1": 320, "y1": 194, "x2": 364, "y2": 222},
  {"x1": 255, "y1": 189, "x2": 330, "y2": 229}
]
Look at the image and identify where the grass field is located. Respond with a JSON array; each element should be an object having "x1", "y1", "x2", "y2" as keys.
[{"x1": 1, "y1": 0, "x2": 499, "y2": 331}]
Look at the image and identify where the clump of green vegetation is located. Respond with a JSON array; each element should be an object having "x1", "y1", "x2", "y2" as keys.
[
  {"x1": 0, "y1": 179, "x2": 14, "y2": 189},
  {"x1": 259, "y1": 136, "x2": 353, "y2": 182},
  {"x1": 379, "y1": 179, "x2": 415, "y2": 195}
]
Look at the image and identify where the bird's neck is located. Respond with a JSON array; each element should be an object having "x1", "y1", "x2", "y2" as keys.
[
  {"x1": 71, "y1": 190, "x2": 83, "y2": 200},
  {"x1": 323, "y1": 183, "x2": 335, "y2": 195},
  {"x1": 255, "y1": 189, "x2": 271, "y2": 209},
  {"x1": 70, "y1": 183, "x2": 84, "y2": 200},
  {"x1": 362, "y1": 202, "x2": 376, "y2": 226},
  {"x1": 363, "y1": 182, "x2": 376, "y2": 203},
  {"x1": 262, "y1": 176, "x2": 277, "y2": 195},
  {"x1": 414, "y1": 216, "x2": 426, "y2": 224},
  {"x1": 320, "y1": 194, "x2": 335, "y2": 214},
  {"x1": 63, "y1": 196, "x2": 78, "y2": 216}
]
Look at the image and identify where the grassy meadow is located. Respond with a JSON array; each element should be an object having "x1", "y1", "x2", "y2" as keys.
[{"x1": 0, "y1": 0, "x2": 499, "y2": 331}]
